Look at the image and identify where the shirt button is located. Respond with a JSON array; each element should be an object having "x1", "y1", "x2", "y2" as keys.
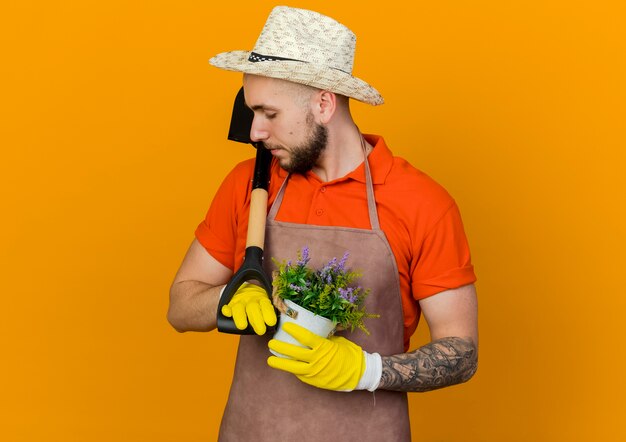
[
  {"x1": 320, "y1": 186, "x2": 327, "y2": 193},
  {"x1": 316, "y1": 209, "x2": 324, "y2": 216}
]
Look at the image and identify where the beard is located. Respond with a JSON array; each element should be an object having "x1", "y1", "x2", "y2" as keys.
[{"x1": 267, "y1": 116, "x2": 328, "y2": 174}]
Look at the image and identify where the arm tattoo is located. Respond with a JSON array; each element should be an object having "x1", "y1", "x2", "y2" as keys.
[{"x1": 378, "y1": 337, "x2": 478, "y2": 392}]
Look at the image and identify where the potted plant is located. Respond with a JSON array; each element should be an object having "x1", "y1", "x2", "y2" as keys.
[{"x1": 270, "y1": 246, "x2": 377, "y2": 356}]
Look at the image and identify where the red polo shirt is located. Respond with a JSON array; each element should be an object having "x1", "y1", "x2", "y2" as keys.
[{"x1": 196, "y1": 135, "x2": 476, "y2": 349}]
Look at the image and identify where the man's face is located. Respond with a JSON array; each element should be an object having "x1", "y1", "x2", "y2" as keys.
[{"x1": 243, "y1": 75, "x2": 327, "y2": 174}]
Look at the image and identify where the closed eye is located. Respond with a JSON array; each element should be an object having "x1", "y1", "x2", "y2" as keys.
[{"x1": 249, "y1": 104, "x2": 279, "y2": 116}]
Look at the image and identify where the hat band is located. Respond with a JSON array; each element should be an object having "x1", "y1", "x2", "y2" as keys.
[
  {"x1": 248, "y1": 52, "x2": 302, "y2": 63},
  {"x1": 248, "y1": 51, "x2": 350, "y2": 75}
]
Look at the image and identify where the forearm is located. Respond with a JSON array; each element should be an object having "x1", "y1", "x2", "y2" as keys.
[
  {"x1": 377, "y1": 337, "x2": 478, "y2": 392},
  {"x1": 167, "y1": 281, "x2": 223, "y2": 332}
]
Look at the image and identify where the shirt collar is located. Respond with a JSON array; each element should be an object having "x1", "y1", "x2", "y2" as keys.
[
  {"x1": 345, "y1": 134, "x2": 393, "y2": 185},
  {"x1": 275, "y1": 134, "x2": 393, "y2": 185}
]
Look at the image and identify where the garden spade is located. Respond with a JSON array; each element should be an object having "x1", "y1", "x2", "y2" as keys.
[{"x1": 216, "y1": 87, "x2": 274, "y2": 334}]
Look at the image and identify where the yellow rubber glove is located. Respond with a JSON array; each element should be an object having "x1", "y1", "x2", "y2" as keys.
[
  {"x1": 221, "y1": 283, "x2": 276, "y2": 335},
  {"x1": 267, "y1": 322, "x2": 365, "y2": 391}
]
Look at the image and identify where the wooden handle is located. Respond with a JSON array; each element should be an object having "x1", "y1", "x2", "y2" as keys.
[{"x1": 246, "y1": 188, "x2": 269, "y2": 249}]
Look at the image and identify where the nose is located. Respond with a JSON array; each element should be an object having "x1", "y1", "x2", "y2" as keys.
[{"x1": 249, "y1": 115, "x2": 269, "y2": 143}]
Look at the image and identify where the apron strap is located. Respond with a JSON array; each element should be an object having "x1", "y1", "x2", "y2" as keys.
[
  {"x1": 267, "y1": 133, "x2": 380, "y2": 231},
  {"x1": 361, "y1": 135, "x2": 381, "y2": 230},
  {"x1": 267, "y1": 174, "x2": 288, "y2": 220}
]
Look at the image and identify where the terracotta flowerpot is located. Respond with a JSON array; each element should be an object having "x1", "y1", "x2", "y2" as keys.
[{"x1": 270, "y1": 299, "x2": 336, "y2": 358}]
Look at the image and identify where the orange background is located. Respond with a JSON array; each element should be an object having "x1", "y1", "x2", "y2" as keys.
[{"x1": 1, "y1": 1, "x2": 625, "y2": 441}]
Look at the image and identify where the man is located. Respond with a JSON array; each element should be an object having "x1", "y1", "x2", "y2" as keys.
[{"x1": 168, "y1": 6, "x2": 478, "y2": 441}]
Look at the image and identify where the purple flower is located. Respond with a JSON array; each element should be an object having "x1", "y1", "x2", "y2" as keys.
[
  {"x1": 327, "y1": 257, "x2": 337, "y2": 269},
  {"x1": 297, "y1": 246, "x2": 310, "y2": 266},
  {"x1": 320, "y1": 257, "x2": 337, "y2": 279},
  {"x1": 338, "y1": 252, "x2": 349, "y2": 271},
  {"x1": 338, "y1": 287, "x2": 352, "y2": 299},
  {"x1": 289, "y1": 283, "x2": 303, "y2": 292},
  {"x1": 339, "y1": 287, "x2": 358, "y2": 303}
]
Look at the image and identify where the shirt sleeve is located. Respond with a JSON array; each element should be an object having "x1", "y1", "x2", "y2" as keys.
[
  {"x1": 195, "y1": 161, "x2": 253, "y2": 271},
  {"x1": 411, "y1": 202, "x2": 476, "y2": 299}
]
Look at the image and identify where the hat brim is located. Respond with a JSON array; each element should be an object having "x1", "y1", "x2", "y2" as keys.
[{"x1": 209, "y1": 51, "x2": 384, "y2": 106}]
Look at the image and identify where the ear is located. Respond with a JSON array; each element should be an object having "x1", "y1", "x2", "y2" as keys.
[{"x1": 317, "y1": 90, "x2": 337, "y2": 124}]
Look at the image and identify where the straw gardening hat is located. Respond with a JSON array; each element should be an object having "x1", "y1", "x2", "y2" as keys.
[{"x1": 209, "y1": 6, "x2": 384, "y2": 105}]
